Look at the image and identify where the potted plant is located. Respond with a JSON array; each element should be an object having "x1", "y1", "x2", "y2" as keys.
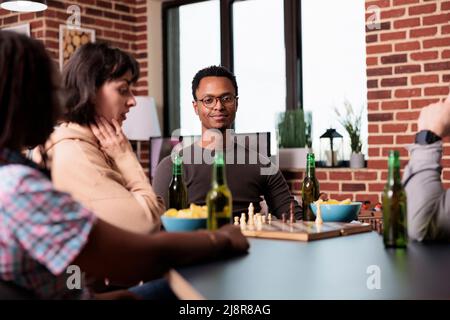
[
  {"x1": 276, "y1": 109, "x2": 311, "y2": 169},
  {"x1": 335, "y1": 100, "x2": 365, "y2": 169}
]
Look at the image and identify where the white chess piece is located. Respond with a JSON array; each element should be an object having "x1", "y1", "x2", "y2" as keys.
[{"x1": 315, "y1": 200, "x2": 323, "y2": 225}]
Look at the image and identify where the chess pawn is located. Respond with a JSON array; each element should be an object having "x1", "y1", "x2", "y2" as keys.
[
  {"x1": 315, "y1": 200, "x2": 323, "y2": 225},
  {"x1": 234, "y1": 216, "x2": 239, "y2": 226},
  {"x1": 267, "y1": 213, "x2": 272, "y2": 224},
  {"x1": 240, "y1": 213, "x2": 246, "y2": 225}
]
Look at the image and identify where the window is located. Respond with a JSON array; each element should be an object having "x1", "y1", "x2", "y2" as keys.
[
  {"x1": 163, "y1": 0, "x2": 367, "y2": 160},
  {"x1": 302, "y1": 0, "x2": 368, "y2": 159}
]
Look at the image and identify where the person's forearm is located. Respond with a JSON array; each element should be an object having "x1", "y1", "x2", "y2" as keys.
[
  {"x1": 75, "y1": 220, "x2": 230, "y2": 286},
  {"x1": 403, "y1": 141, "x2": 450, "y2": 241}
]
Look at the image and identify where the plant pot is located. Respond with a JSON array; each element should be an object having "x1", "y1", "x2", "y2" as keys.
[
  {"x1": 350, "y1": 152, "x2": 365, "y2": 169},
  {"x1": 278, "y1": 148, "x2": 311, "y2": 169}
]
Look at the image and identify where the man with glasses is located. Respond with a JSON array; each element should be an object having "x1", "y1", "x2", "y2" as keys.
[{"x1": 153, "y1": 65, "x2": 301, "y2": 219}]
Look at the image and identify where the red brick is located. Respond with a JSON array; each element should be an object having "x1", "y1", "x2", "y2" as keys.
[
  {"x1": 424, "y1": 86, "x2": 450, "y2": 96},
  {"x1": 381, "y1": 100, "x2": 408, "y2": 110},
  {"x1": 408, "y1": 3, "x2": 437, "y2": 16},
  {"x1": 3, "y1": 15, "x2": 18, "y2": 24},
  {"x1": 342, "y1": 184, "x2": 366, "y2": 192},
  {"x1": 30, "y1": 20, "x2": 43, "y2": 29},
  {"x1": 329, "y1": 172, "x2": 352, "y2": 181},
  {"x1": 380, "y1": 31, "x2": 406, "y2": 41},
  {"x1": 381, "y1": 8, "x2": 405, "y2": 19},
  {"x1": 381, "y1": 54, "x2": 407, "y2": 64},
  {"x1": 320, "y1": 183, "x2": 340, "y2": 191},
  {"x1": 393, "y1": 0, "x2": 419, "y2": 5},
  {"x1": 369, "y1": 147, "x2": 380, "y2": 157},
  {"x1": 411, "y1": 123, "x2": 418, "y2": 132},
  {"x1": 395, "y1": 41, "x2": 420, "y2": 51},
  {"x1": 396, "y1": 135, "x2": 414, "y2": 144},
  {"x1": 410, "y1": 27, "x2": 438, "y2": 38},
  {"x1": 411, "y1": 98, "x2": 439, "y2": 109},
  {"x1": 369, "y1": 183, "x2": 385, "y2": 192},
  {"x1": 368, "y1": 113, "x2": 393, "y2": 122},
  {"x1": 395, "y1": 88, "x2": 421, "y2": 98},
  {"x1": 381, "y1": 124, "x2": 408, "y2": 133},
  {"x1": 366, "y1": 0, "x2": 391, "y2": 9},
  {"x1": 381, "y1": 77, "x2": 407, "y2": 87},
  {"x1": 444, "y1": 75, "x2": 450, "y2": 82},
  {"x1": 394, "y1": 18, "x2": 420, "y2": 29},
  {"x1": 97, "y1": 0, "x2": 112, "y2": 9},
  {"x1": 369, "y1": 136, "x2": 393, "y2": 145},
  {"x1": 368, "y1": 90, "x2": 392, "y2": 100},
  {"x1": 423, "y1": 14, "x2": 450, "y2": 26},
  {"x1": 368, "y1": 102, "x2": 379, "y2": 111},
  {"x1": 411, "y1": 75, "x2": 439, "y2": 85},
  {"x1": 315, "y1": 171, "x2": 328, "y2": 181},
  {"x1": 369, "y1": 124, "x2": 379, "y2": 133},
  {"x1": 366, "y1": 34, "x2": 378, "y2": 43},
  {"x1": 367, "y1": 67, "x2": 392, "y2": 76},
  {"x1": 425, "y1": 62, "x2": 450, "y2": 72},
  {"x1": 411, "y1": 51, "x2": 439, "y2": 61},
  {"x1": 368, "y1": 160, "x2": 388, "y2": 170},
  {"x1": 396, "y1": 111, "x2": 419, "y2": 120},
  {"x1": 19, "y1": 12, "x2": 35, "y2": 21},
  {"x1": 354, "y1": 172, "x2": 378, "y2": 180},
  {"x1": 443, "y1": 25, "x2": 450, "y2": 35},
  {"x1": 367, "y1": 79, "x2": 378, "y2": 88},
  {"x1": 424, "y1": 38, "x2": 450, "y2": 49},
  {"x1": 367, "y1": 44, "x2": 393, "y2": 54},
  {"x1": 395, "y1": 64, "x2": 421, "y2": 74}
]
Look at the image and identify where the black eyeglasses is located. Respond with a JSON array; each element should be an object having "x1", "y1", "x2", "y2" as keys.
[{"x1": 197, "y1": 94, "x2": 238, "y2": 109}]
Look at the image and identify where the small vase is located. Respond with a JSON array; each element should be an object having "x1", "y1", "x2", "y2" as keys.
[{"x1": 350, "y1": 152, "x2": 365, "y2": 168}]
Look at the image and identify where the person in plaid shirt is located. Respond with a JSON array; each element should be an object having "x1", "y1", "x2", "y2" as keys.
[{"x1": 0, "y1": 31, "x2": 249, "y2": 300}]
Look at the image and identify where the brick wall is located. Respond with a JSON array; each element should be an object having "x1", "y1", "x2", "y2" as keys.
[
  {"x1": 283, "y1": 0, "x2": 450, "y2": 203},
  {"x1": 0, "y1": 0, "x2": 151, "y2": 173}
]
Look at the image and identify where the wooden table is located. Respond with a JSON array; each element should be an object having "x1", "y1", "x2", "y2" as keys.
[{"x1": 168, "y1": 232, "x2": 450, "y2": 299}]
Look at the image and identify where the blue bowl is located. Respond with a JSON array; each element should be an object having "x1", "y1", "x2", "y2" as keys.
[
  {"x1": 310, "y1": 202, "x2": 362, "y2": 222},
  {"x1": 161, "y1": 216, "x2": 207, "y2": 232}
]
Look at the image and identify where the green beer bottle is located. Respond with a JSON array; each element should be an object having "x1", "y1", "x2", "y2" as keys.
[
  {"x1": 302, "y1": 153, "x2": 320, "y2": 221},
  {"x1": 168, "y1": 154, "x2": 188, "y2": 210},
  {"x1": 206, "y1": 151, "x2": 232, "y2": 230},
  {"x1": 382, "y1": 150, "x2": 407, "y2": 248}
]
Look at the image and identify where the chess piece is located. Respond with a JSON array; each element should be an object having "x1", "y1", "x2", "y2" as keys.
[
  {"x1": 267, "y1": 213, "x2": 272, "y2": 224},
  {"x1": 315, "y1": 199, "x2": 323, "y2": 225},
  {"x1": 234, "y1": 216, "x2": 239, "y2": 226},
  {"x1": 248, "y1": 203, "x2": 255, "y2": 226},
  {"x1": 282, "y1": 213, "x2": 287, "y2": 224}
]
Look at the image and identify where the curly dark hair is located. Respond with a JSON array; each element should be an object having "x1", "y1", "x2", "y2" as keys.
[
  {"x1": 0, "y1": 31, "x2": 61, "y2": 150},
  {"x1": 191, "y1": 65, "x2": 238, "y2": 100},
  {"x1": 62, "y1": 42, "x2": 140, "y2": 125}
]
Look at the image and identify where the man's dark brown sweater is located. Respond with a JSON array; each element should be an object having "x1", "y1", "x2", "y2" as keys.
[{"x1": 152, "y1": 142, "x2": 302, "y2": 219}]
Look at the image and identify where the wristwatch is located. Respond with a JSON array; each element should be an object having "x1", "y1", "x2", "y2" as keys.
[{"x1": 415, "y1": 130, "x2": 442, "y2": 145}]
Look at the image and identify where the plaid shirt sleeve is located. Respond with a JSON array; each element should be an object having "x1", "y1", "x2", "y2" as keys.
[{"x1": 3, "y1": 165, "x2": 96, "y2": 275}]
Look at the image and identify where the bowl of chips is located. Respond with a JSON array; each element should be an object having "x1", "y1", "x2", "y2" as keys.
[
  {"x1": 161, "y1": 204, "x2": 207, "y2": 232},
  {"x1": 310, "y1": 199, "x2": 362, "y2": 222}
]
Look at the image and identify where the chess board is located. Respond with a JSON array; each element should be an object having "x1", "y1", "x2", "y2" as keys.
[{"x1": 241, "y1": 221, "x2": 372, "y2": 242}]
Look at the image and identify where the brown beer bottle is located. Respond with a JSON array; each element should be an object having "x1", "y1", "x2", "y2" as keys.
[
  {"x1": 382, "y1": 150, "x2": 407, "y2": 248},
  {"x1": 302, "y1": 153, "x2": 320, "y2": 221}
]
